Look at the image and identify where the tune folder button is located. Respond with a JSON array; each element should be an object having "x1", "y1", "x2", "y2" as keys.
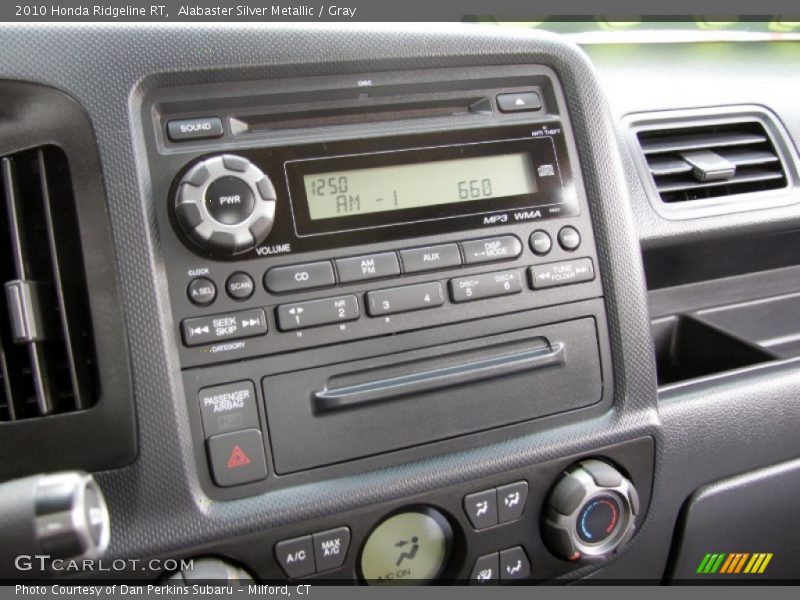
[{"x1": 529, "y1": 258, "x2": 594, "y2": 290}]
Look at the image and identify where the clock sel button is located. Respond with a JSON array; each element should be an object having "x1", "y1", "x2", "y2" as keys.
[
  {"x1": 205, "y1": 176, "x2": 255, "y2": 225},
  {"x1": 187, "y1": 277, "x2": 216, "y2": 306}
]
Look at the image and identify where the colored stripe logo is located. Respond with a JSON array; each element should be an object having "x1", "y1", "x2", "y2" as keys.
[{"x1": 696, "y1": 553, "x2": 773, "y2": 574}]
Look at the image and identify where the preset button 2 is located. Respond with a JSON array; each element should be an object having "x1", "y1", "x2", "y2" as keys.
[{"x1": 276, "y1": 295, "x2": 359, "y2": 331}]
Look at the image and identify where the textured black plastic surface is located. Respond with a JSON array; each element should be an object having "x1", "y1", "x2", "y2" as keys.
[
  {"x1": 0, "y1": 25, "x2": 656, "y2": 579},
  {"x1": 0, "y1": 81, "x2": 135, "y2": 481},
  {"x1": 668, "y1": 458, "x2": 800, "y2": 581},
  {"x1": 7, "y1": 25, "x2": 799, "y2": 584},
  {"x1": 265, "y1": 318, "x2": 601, "y2": 473}
]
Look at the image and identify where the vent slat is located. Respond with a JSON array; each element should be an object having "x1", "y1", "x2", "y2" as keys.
[
  {"x1": 646, "y1": 156, "x2": 693, "y2": 177},
  {"x1": 37, "y1": 149, "x2": 91, "y2": 411},
  {"x1": 0, "y1": 147, "x2": 96, "y2": 422},
  {"x1": 717, "y1": 148, "x2": 780, "y2": 168},
  {"x1": 637, "y1": 120, "x2": 788, "y2": 205},
  {"x1": 640, "y1": 131, "x2": 767, "y2": 154},
  {"x1": 656, "y1": 170, "x2": 784, "y2": 194}
]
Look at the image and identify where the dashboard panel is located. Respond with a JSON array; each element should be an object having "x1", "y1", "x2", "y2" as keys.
[{"x1": 0, "y1": 23, "x2": 798, "y2": 585}]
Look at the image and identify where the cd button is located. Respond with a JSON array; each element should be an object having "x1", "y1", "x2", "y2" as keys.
[
  {"x1": 205, "y1": 176, "x2": 255, "y2": 225},
  {"x1": 264, "y1": 261, "x2": 335, "y2": 293},
  {"x1": 461, "y1": 236, "x2": 522, "y2": 265},
  {"x1": 400, "y1": 244, "x2": 461, "y2": 273},
  {"x1": 335, "y1": 252, "x2": 400, "y2": 283}
]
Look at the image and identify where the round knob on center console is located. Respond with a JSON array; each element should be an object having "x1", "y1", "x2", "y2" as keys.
[
  {"x1": 541, "y1": 459, "x2": 639, "y2": 561},
  {"x1": 174, "y1": 154, "x2": 276, "y2": 256}
]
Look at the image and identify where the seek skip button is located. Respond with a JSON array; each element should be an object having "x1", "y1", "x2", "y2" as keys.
[
  {"x1": 313, "y1": 527, "x2": 351, "y2": 573},
  {"x1": 198, "y1": 381, "x2": 259, "y2": 437},
  {"x1": 181, "y1": 308, "x2": 267, "y2": 347}
]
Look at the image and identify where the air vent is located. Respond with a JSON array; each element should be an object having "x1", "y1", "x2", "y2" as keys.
[
  {"x1": 638, "y1": 121, "x2": 788, "y2": 204},
  {"x1": 0, "y1": 147, "x2": 96, "y2": 421}
]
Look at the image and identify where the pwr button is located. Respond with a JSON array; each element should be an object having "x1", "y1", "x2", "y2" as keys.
[{"x1": 206, "y1": 429, "x2": 267, "y2": 487}]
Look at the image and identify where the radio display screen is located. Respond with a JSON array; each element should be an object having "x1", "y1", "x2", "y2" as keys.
[
  {"x1": 302, "y1": 152, "x2": 538, "y2": 221},
  {"x1": 283, "y1": 131, "x2": 576, "y2": 238}
]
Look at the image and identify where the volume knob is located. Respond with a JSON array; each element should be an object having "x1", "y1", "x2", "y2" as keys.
[
  {"x1": 541, "y1": 459, "x2": 639, "y2": 562},
  {"x1": 174, "y1": 154, "x2": 276, "y2": 256}
]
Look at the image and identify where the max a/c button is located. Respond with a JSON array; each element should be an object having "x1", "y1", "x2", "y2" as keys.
[{"x1": 206, "y1": 429, "x2": 267, "y2": 487}]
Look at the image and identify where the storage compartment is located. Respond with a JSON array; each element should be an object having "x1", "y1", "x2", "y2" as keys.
[
  {"x1": 698, "y1": 293, "x2": 800, "y2": 359},
  {"x1": 263, "y1": 317, "x2": 603, "y2": 474},
  {"x1": 652, "y1": 315, "x2": 775, "y2": 386}
]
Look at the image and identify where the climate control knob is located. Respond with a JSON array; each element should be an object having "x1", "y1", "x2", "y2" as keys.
[
  {"x1": 174, "y1": 154, "x2": 276, "y2": 256},
  {"x1": 541, "y1": 459, "x2": 639, "y2": 561}
]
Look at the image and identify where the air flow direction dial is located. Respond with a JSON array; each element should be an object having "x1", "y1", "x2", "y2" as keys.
[{"x1": 174, "y1": 154, "x2": 276, "y2": 256}]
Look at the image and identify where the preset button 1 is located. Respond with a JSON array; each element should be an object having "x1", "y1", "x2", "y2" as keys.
[{"x1": 276, "y1": 295, "x2": 359, "y2": 331}]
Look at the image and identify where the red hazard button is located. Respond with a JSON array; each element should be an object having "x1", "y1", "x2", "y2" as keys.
[
  {"x1": 207, "y1": 429, "x2": 267, "y2": 487},
  {"x1": 227, "y1": 445, "x2": 251, "y2": 468}
]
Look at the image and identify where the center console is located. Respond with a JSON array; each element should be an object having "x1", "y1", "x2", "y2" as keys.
[{"x1": 141, "y1": 63, "x2": 648, "y2": 582}]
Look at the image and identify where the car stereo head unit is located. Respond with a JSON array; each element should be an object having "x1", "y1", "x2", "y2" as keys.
[{"x1": 172, "y1": 122, "x2": 578, "y2": 258}]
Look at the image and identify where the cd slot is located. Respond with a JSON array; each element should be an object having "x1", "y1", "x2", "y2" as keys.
[
  {"x1": 263, "y1": 317, "x2": 602, "y2": 474},
  {"x1": 313, "y1": 341, "x2": 565, "y2": 413},
  {"x1": 233, "y1": 96, "x2": 492, "y2": 133}
]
